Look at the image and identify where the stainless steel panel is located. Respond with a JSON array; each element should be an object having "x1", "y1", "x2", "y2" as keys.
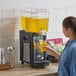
[{"x1": 23, "y1": 43, "x2": 30, "y2": 63}]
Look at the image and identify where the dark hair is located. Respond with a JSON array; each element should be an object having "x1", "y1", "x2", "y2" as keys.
[{"x1": 63, "y1": 16, "x2": 76, "y2": 35}]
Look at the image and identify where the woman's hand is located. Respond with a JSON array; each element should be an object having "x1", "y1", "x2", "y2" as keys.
[
  {"x1": 44, "y1": 45, "x2": 60, "y2": 59},
  {"x1": 44, "y1": 46, "x2": 55, "y2": 51}
]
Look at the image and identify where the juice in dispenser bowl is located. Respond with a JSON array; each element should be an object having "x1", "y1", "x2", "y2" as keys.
[{"x1": 21, "y1": 9, "x2": 49, "y2": 33}]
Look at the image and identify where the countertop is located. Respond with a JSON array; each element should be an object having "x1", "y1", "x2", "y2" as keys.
[{"x1": 0, "y1": 63, "x2": 58, "y2": 76}]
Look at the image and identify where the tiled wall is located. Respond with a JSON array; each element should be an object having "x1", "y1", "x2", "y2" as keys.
[{"x1": 0, "y1": 9, "x2": 21, "y2": 62}]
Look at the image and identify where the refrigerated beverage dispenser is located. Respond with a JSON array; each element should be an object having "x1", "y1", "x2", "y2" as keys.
[{"x1": 20, "y1": 10, "x2": 50, "y2": 68}]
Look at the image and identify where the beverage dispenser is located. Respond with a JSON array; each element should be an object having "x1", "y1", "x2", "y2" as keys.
[{"x1": 20, "y1": 9, "x2": 50, "y2": 68}]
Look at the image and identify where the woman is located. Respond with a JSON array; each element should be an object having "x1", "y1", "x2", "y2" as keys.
[{"x1": 45, "y1": 16, "x2": 76, "y2": 76}]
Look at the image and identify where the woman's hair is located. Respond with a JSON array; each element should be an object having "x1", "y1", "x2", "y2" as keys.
[{"x1": 63, "y1": 16, "x2": 76, "y2": 35}]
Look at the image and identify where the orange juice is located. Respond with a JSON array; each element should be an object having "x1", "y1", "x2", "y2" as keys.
[
  {"x1": 40, "y1": 41, "x2": 47, "y2": 52},
  {"x1": 21, "y1": 16, "x2": 49, "y2": 33},
  {"x1": 34, "y1": 41, "x2": 36, "y2": 49},
  {"x1": 21, "y1": 16, "x2": 27, "y2": 31},
  {"x1": 37, "y1": 18, "x2": 49, "y2": 32},
  {"x1": 27, "y1": 17, "x2": 39, "y2": 33}
]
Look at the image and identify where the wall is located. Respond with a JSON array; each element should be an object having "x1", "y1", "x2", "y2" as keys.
[{"x1": 0, "y1": 0, "x2": 76, "y2": 62}]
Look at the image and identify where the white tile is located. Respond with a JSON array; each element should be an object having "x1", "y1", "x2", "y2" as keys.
[
  {"x1": 47, "y1": 32, "x2": 58, "y2": 39},
  {"x1": 56, "y1": 8, "x2": 67, "y2": 32},
  {"x1": 66, "y1": 8, "x2": 76, "y2": 16}
]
